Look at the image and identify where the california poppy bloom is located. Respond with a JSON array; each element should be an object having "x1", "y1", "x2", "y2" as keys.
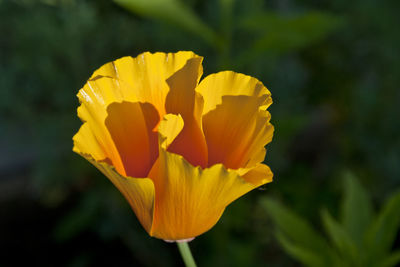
[{"x1": 73, "y1": 51, "x2": 274, "y2": 241}]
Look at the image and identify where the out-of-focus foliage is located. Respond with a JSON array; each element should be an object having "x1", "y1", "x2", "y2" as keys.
[
  {"x1": 239, "y1": 11, "x2": 345, "y2": 60},
  {"x1": 262, "y1": 172, "x2": 400, "y2": 267},
  {"x1": 114, "y1": 0, "x2": 220, "y2": 47},
  {"x1": 1, "y1": 0, "x2": 399, "y2": 266}
]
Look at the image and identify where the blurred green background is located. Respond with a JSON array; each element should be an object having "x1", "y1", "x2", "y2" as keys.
[{"x1": 1, "y1": 0, "x2": 399, "y2": 266}]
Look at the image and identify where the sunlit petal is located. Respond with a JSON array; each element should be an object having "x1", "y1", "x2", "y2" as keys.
[
  {"x1": 74, "y1": 77, "x2": 138, "y2": 171},
  {"x1": 147, "y1": 114, "x2": 262, "y2": 240},
  {"x1": 235, "y1": 163, "x2": 273, "y2": 186},
  {"x1": 90, "y1": 51, "x2": 202, "y2": 117},
  {"x1": 196, "y1": 71, "x2": 272, "y2": 115},
  {"x1": 85, "y1": 157, "x2": 155, "y2": 232}
]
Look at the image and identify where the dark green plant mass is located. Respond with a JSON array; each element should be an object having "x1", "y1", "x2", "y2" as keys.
[{"x1": 262, "y1": 172, "x2": 400, "y2": 267}]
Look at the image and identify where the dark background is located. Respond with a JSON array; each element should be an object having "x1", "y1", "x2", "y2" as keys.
[{"x1": 1, "y1": 0, "x2": 399, "y2": 266}]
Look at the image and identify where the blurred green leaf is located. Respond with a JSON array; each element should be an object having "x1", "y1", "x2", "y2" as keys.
[
  {"x1": 217, "y1": 0, "x2": 234, "y2": 67},
  {"x1": 366, "y1": 190, "x2": 400, "y2": 260},
  {"x1": 321, "y1": 209, "x2": 359, "y2": 264},
  {"x1": 341, "y1": 171, "x2": 373, "y2": 246},
  {"x1": 219, "y1": 0, "x2": 234, "y2": 31},
  {"x1": 239, "y1": 11, "x2": 345, "y2": 59},
  {"x1": 261, "y1": 198, "x2": 333, "y2": 262},
  {"x1": 264, "y1": 176, "x2": 400, "y2": 267},
  {"x1": 114, "y1": 0, "x2": 221, "y2": 47},
  {"x1": 275, "y1": 230, "x2": 329, "y2": 267},
  {"x1": 380, "y1": 250, "x2": 400, "y2": 267}
]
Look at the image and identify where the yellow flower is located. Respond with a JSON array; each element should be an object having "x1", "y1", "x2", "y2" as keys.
[{"x1": 73, "y1": 51, "x2": 274, "y2": 241}]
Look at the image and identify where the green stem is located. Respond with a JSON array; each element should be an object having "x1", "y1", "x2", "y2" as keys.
[{"x1": 177, "y1": 241, "x2": 197, "y2": 267}]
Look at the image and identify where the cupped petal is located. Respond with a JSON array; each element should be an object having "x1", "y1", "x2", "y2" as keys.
[
  {"x1": 104, "y1": 101, "x2": 160, "y2": 177},
  {"x1": 203, "y1": 95, "x2": 274, "y2": 169},
  {"x1": 235, "y1": 163, "x2": 273, "y2": 186},
  {"x1": 73, "y1": 123, "x2": 109, "y2": 164},
  {"x1": 90, "y1": 51, "x2": 202, "y2": 117},
  {"x1": 196, "y1": 71, "x2": 273, "y2": 169},
  {"x1": 74, "y1": 77, "x2": 139, "y2": 172},
  {"x1": 196, "y1": 71, "x2": 272, "y2": 115},
  {"x1": 83, "y1": 156, "x2": 155, "y2": 233},
  {"x1": 165, "y1": 57, "x2": 203, "y2": 118},
  {"x1": 74, "y1": 91, "x2": 160, "y2": 177},
  {"x1": 164, "y1": 57, "x2": 208, "y2": 168},
  {"x1": 77, "y1": 77, "x2": 139, "y2": 125},
  {"x1": 146, "y1": 114, "x2": 264, "y2": 240},
  {"x1": 157, "y1": 114, "x2": 184, "y2": 149}
]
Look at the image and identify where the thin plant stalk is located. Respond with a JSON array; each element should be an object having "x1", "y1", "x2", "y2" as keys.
[{"x1": 177, "y1": 241, "x2": 197, "y2": 267}]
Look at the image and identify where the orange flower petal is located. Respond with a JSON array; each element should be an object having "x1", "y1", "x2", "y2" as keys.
[
  {"x1": 84, "y1": 157, "x2": 155, "y2": 233},
  {"x1": 202, "y1": 95, "x2": 273, "y2": 169},
  {"x1": 196, "y1": 71, "x2": 272, "y2": 115},
  {"x1": 105, "y1": 101, "x2": 160, "y2": 177},
  {"x1": 164, "y1": 57, "x2": 208, "y2": 167},
  {"x1": 196, "y1": 71, "x2": 273, "y2": 169},
  {"x1": 235, "y1": 163, "x2": 273, "y2": 186},
  {"x1": 73, "y1": 123, "x2": 108, "y2": 164},
  {"x1": 90, "y1": 51, "x2": 202, "y2": 117},
  {"x1": 74, "y1": 99, "x2": 159, "y2": 232},
  {"x1": 74, "y1": 77, "x2": 139, "y2": 172},
  {"x1": 146, "y1": 114, "x2": 263, "y2": 240}
]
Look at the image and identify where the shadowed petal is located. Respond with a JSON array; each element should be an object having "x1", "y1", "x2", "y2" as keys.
[
  {"x1": 105, "y1": 101, "x2": 160, "y2": 177},
  {"x1": 74, "y1": 87, "x2": 160, "y2": 177},
  {"x1": 203, "y1": 95, "x2": 274, "y2": 169},
  {"x1": 165, "y1": 57, "x2": 208, "y2": 167}
]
